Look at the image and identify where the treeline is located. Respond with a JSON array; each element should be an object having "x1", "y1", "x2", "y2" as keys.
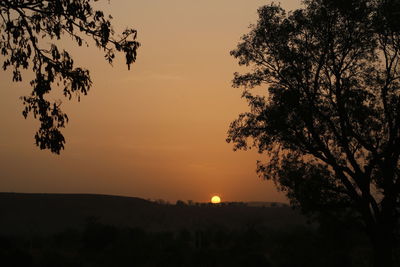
[
  {"x1": 1, "y1": 218, "x2": 373, "y2": 267},
  {"x1": 152, "y1": 199, "x2": 289, "y2": 208}
]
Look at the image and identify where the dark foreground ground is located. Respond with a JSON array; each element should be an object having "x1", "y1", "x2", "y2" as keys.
[{"x1": 0, "y1": 193, "x2": 376, "y2": 266}]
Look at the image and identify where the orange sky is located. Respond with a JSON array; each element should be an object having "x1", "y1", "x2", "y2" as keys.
[{"x1": 0, "y1": 0, "x2": 301, "y2": 203}]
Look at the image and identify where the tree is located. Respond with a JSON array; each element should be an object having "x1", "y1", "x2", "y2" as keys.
[
  {"x1": 0, "y1": 0, "x2": 140, "y2": 153},
  {"x1": 227, "y1": 0, "x2": 400, "y2": 265}
]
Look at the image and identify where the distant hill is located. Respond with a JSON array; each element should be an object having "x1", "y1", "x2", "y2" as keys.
[{"x1": 0, "y1": 193, "x2": 307, "y2": 236}]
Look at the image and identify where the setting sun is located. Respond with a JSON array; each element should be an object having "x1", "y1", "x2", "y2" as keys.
[{"x1": 211, "y1": 195, "x2": 221, "y2": 204}]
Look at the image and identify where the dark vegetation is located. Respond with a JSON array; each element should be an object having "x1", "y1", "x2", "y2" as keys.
[
  {"x1": 0, "y1": 0, "x2": 139, "y2": 153},
  {"x1": 227, "y1": 0, "x2": 400, "y2": 265},
  {"x1": 0, "y1": 193, "x2": 302, "y2": 236},
  {"x1": 0, "y1": 193, "x2": 383, "y2": 267}
]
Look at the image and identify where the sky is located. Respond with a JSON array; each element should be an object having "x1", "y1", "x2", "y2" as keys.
[{"x1": 0, "y1": 0, "x2": 301, "y2": 203}]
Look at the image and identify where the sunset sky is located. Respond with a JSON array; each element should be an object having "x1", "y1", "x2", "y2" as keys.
[{"x1": 0, "y1": 0, "x2": 301, "y2": 203}]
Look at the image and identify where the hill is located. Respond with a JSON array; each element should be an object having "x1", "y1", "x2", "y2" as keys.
[
  {"x1": 0, "y1": 192, "x2": 307, "y2": 236},
  {"x1": 0, "y1": 193, "x2": 375, "y2": 267}
]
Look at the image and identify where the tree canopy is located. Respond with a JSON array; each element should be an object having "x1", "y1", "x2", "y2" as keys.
[
  {"x1": 228, "y1": 0, "x2": 400, "y2": 265},
  {"x1": 0, "y1": 0, "x2": 140, "y2": 153}
]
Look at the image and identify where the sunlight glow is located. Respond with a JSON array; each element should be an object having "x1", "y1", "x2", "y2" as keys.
[{"x1": 211, "y1": 195, "x2": 221, "y2": 204}]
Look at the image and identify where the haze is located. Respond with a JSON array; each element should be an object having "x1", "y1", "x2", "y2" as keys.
[{"x1": 0, "y1": 0, "x2": 301, "y2": 203}]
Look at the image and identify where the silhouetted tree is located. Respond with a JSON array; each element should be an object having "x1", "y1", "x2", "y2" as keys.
[
  {"x1": 176, "y1": 200, "x2": 187, "y2": 206},
  {"x1": 227, "y1": 0, "x2": 400, "y2": 266},
  {"x1": 0, "y1": 0, "x2": 139, "y2": 153}
]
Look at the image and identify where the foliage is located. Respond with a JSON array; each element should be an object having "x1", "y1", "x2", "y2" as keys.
[
  {"x1": 228, "y1": 0, "x2": 400, "y2": 265},
  {"x1": 0, "y1": 0, "x2": 140, "y2": 153},
  {"x1": 0, "y1": 221, "x2": 375, "y2": 267}
]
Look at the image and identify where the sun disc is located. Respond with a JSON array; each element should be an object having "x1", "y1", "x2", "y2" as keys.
[{"x1": 211, "y1": 195, "x2": 221, "y2": 204}]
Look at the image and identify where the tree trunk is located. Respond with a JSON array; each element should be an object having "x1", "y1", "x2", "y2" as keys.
[
  {"x1": 371, "y1": 226, "x2": 394, "y2": 267},
  {"x1": 373, "y1": 242, "x2": 393, "y2": 267}
]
